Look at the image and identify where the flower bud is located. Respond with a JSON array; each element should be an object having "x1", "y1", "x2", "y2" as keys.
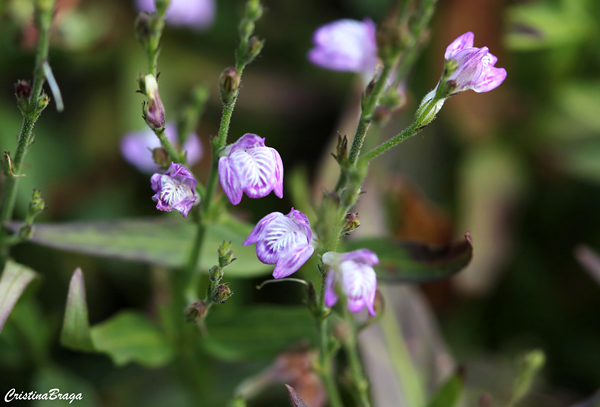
[
  {"x1": 144, "y1": 74, "x2": 165, "y2": 129},
  {"x1": 15, "y1": 80, "x2": 32, "y2": 100},
  {"x1": 415, "y1": 89, "x2": 446, "y2": 127},
  {"x1": 37, "y1": 92, "x2": 50, "y2": 111},
  {"x1": 376, "y1": 18, "x2": 404, "y2": 64},
  {"x1": 239, "y1": 20, "x2": 254, "y2": 38},
  {"x1": 214, "y1": 283, "x2": 233, "y2": 303},
  {"x1": 219, "y1": 67, "x2": 240, "y2": 103},
  {"x1": 185, "y1": 300, "x2": 208, "y2": 323},
  {"x1": 209, "y1": 265, "x2": 224, "y2": 282},
  {"x1": 155, "y1": 0, "x2": 171, "y2": 15},
  {"x1": 218, "y1": 240, "x2": 236, "y2": 268},
  {"x1": 372, "y1": 106, "x2": 390, "y2": 125},
  {"x1": 341, "y1": 213, "x2": 360, "y2": 236},
  {"x1": 29, "y1": 189, "x2": 45, "y2": 216},
  {"x1": 152, "y1": 147, "x2": 170, "y2": 168},
  {"x1": 134, "y1": 12, "x2": 152, "y2": 49},
  {"x1": 333, "y1": 133, "x2": 348, "y2": 165},
  {"x1": 246, "y1": 0, "x2": 263, "y2": 21},
  {"x1": 246, "y1": 37, "x2": 264, "y2": 62}
]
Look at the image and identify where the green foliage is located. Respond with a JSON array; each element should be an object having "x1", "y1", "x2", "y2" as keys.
[
  {"x1": 508, "y1": 350, "x2": 546, "y2": 407},
  {"x1": 201, "y1": 306, "x2": 316, "y2": 361},
  {"x1": 90, "y1": 311, "x2": 174, "y2": 367},
  {"x1": 425, "y1": 371, "x2": 464, "y2": 407},
  {"x1": 0, "y1": 260, "x2": 38, "y2": 333},
  {"x1": 7, "y1": 217, "x2": 271, "y2": 277},
  {"x1": 344, "y1": 235, "x2": 472, "y2": 283},
  {"x1": 61, "y1": 268, "x2": 94, "y2": 352}
]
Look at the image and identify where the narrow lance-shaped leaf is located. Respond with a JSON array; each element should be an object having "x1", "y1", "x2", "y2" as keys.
[
  {"x1": 286, "y1": 384, "x2": 310, "y2": 407},
  {"x1": 61, "y1": 268, "x2": 94, "y2": 352},
  {"x1": 6, "y1": 217, "x2": 271, "y2": 277},
  {"x1": 426, "y1": 369, "x2": 464, "y2": 407},
  {"x1": 344, "y1": 233, "x2": 473, "y2": 283},
  {"x1": 0, "y1": 261, "x2": 37, "y2": 334}
]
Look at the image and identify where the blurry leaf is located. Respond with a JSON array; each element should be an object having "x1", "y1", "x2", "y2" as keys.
[
  {"x1": 505, "y1": 2, "x2": 592, "y2": 51},
  {"x1": 508, "y1": 350, "x2": 545, "y2": 407},
  {"x1": 344, "y1": 234, "x2": 472, "y2": 283},
  {"x1": 560, "y1": 142, "x2": 600, "y2": 185},
  {"x1": 202, "y1": 306, "x2": 316, "y2": 361},
  {"x1": 0, "y1": 260, "x2": 38, "y2": 334},
  {"x1": 61, "y1": 268, "x2": 94, "y2": 352},
  {"x1": 32, "y1": 366, "x2": 100, "y2": 407},
  {"x1": 286, "y1": 384, "x2": 310, "y2": 407},
  {"x1": 569, "y1": 390, "x2": 600, "y2": 407},
  {"x1": 7, "y1": 217, "x2": 270, "y2": 277},
  {"x1": 90, "y1": 311, "x2": 174, "y2": 367},
  {"x1": 426, "y1": 370, "x2": 464, "y2": 407}
]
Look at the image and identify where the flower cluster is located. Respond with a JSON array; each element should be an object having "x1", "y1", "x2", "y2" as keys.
[{"x1": 150, "y1": 162, "x2": 199, "y2": 217}]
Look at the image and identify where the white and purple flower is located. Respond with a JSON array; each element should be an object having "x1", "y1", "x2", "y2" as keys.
[
  {"x1": 218, "y1": 134, "x2": 284, "y2": 206},
  {"x1": 323, "y1": 249, "x2": 379, "y2": 316},
  {"x1": 121, "y1": 121, "x2": 203, "y2": 173},
  {"x1": 135, "y1": 0, "x2": 216, "y2": 31},
  {"x1": 244, "y1": 208, "x2": 315, "y2": 279},
  {"x1": 444, "y1": 32, "x2": 507, "y2": 94},
  {"x1": 308, "y1": 18, "x2": 379, "y2": 80},
  {"x1": 151, "y1": 162, "x2": 199, "y2": 217}
]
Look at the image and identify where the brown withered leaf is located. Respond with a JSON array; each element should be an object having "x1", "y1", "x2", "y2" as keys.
[{"x1": 286, "y1": 384, "x2": 310, "y2": 407}]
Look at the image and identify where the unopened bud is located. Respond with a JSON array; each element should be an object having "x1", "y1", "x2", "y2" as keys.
[
  {"x1": 15, "y1": 80, "x2": 32, "y2": 100},
  {"x1": 29, "y1": 189, "x2": 45, "y2": 215},
  {"x1": 341, "y1": 213, "x2": 360, "y2": 236},
  {"x1": 144, "y1": 74, "x2": 165, "y2": 129},
  {"x1": 38, "y1": 92, "x2": 50, "y2": 111},
  {"x1": 415, "y1": 88, "x2": 446, "y2": 127},
  {"x1": 246, "y1": 0, "x2": 263, "y2": 21},
  {"x1": 185, "y1": 300, "x2": 208, "y2": 322},
  {"x1": 218, "y1": 240, "x2": 236, "y2": 268},
  {"x1": 155, "y1": 0, "x2": 170, "y2": 14},
  {"x1": 239, "y1": 20, "x2": 254, "y2": 38},
  {"x1": 134, "y1": 12, "x2": 152, "y2": 49},
  {"x1": 152, "y1": 147, "x2": 170, "y2": 168},
  {"x1": 219, "y1": 67, "x2": 240, "y2": 103},
  {"x1": 209, "y1": 265, "x2": 224, "y2": 282},
  {"x1": 246, "y1": 37, "x2": 264, "y2": 62},
  {"x1": 333, "y1": 133, "x2": 348, "y2": 165},
  {"x1": 214, "y1": 283, "x2": 233, "y2": 303},
  {"x1": 372, "y1": 106, "x2": 390, "y2": 124},
  {"x1": 376, "y1": 18, "x2": 404, "y2": 64}
]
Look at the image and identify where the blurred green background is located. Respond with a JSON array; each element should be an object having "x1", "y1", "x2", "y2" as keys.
[{"x1": 1, "y1": 0, "x2": 600, "y2": 405}]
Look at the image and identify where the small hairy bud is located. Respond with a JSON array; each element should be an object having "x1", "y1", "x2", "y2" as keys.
[
  {"x1": 239, "y1": 20, "x2": 255, "y2": 38},
  {"x1": 218, "y1": 240, "x2": 236, "y2": 268},
  {"x1": 214, "y1": 283, "x2": 233, "y2": 303},
  {"x1": 209, "y1": 265, "x2": 224, "y2": 282},
  {"x1": 152, "y1": 147, "x2": 170, "y2": 168},
  {"x1": 29, "y1": 189, "x2": 45, "y2": 215},
  {"x1": 246, "y1": 37, "x2": 264, "y2": 62},
  {"x1": 376, "y1": 16, "x2": 404, "y2": 64},
  {"x1": 333, "y1": 133, "x2": 348, "y2": 165},
  {"x1": 219, "y1": 67, "x2": 240, "y2": 103},
  {"x1": 134, "y1": 12, "x2": 152, "y2": 49},
  {"x1": 144, "y1": 74, "x2": 165, "y2": 129},
  {"x1": 15, "y1": 80, "x2": 32, "y2": 100},
  {"x1": 341, "y1": 213, "x2": 360, "y2": 236},
  {"x1": 38, "y1": 92, "x2": 50, "y2": 111},
  {"x1": 245, "y1": 0, "x2": 263, "y2": 21},
  {"x1": 185, "y1": 300, "x2": 208, "y2": 323}
]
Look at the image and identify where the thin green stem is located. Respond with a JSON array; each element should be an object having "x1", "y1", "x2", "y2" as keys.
[
  {"x1": 154, "y1": 127, "x2": 184, "y2": 164},
  {"x1": 319, "y1": 318, "x2": 343, "y2": 407},
  {"x1": 0, "y1": 0, "x2": 55, "y2": 267},
  {"x1": 360, "y1": 121, "x2": 423, "y2": 163},
  {"x1": 343, "y1": 306, "x2": 372, "y2": 407}
]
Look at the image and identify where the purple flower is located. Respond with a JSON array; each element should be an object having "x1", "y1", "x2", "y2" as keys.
[
  {"x1": 444, "y1": 32, "x2": 507, "y2": 94},
  {"x1": 121, "y1": 122, "x2": 203, "y2": 173},
  {"x1": 151, "y1": 162, "x2": 199, "y2": 217},
  {"x1": 143, "y1": 74, "x2": 165, "y2": 129},
  {"x1": 323, "y1": 249, "x2": 379, "y2": 316},
  {"x1": 244, "y1": 208, "x2": 315, "y2": 279},
  {"x1": 308, "y1": 19, "x2": 379, "y2": 79},
  {"x1": 135, "y1": 0, "x2": 216, "y2": 30},
  {"x1": 218, "y1": 134, "x2": 284, "y2": 206}
]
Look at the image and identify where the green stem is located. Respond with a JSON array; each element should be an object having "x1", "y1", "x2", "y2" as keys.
[
  {"x1": 343, "y1": 307, "x2": 372, "y2": 407},
  {"x1": 154, "y1": 127, "x2": 184, "y2": 164},
  {"x1": 348, "y1": 64, "x2": 393, "y2": 167},
  {"x1": 0, "y1": 0, "x2": 55, "y2": 267},
  {"x1": 319, "y1": 318, "x2": 343, "y2": 407},
  {"x1": 360, "y1": 121, "x2": 423, "y2": 163}
]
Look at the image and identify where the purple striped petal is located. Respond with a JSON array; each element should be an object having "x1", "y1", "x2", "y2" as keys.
[
  {"x1": 150, "y1": 162, "x2": 198, "y2": 217},
  {"x1": 473, "y1": 67, "x2": 507, "y2": 93},
  {"x1": 324, "y1": 271, "x2": 338, "y2": 307},
  {"x1": 445, "y1": 31, "x2": 474, "y2": 60},
  {"x1": 244, "y1": 212, "x2": 283, "y2": 246},
  {"x1": 273, "y1": 244, "x2": 315, "y2": 279}
]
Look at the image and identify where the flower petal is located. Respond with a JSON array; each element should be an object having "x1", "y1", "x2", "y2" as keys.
[
  {"x1": 445, "y1": 32, "x2": 474, "y2": 60},
  {"x1": 473, "y1": 67, "x2": 507, "y2": 93},
  {"x1": 255, "y1": 215, "x2": 310, "y2": 264},
  {"x1": 219, "y1": 156, "x2": 243, "y2": 205},
  {"x1": 342, "y1": 249, "x2": 379, "y2": 266},
  {"x1": 273, "y1": 244, "x2": 315, "y2": 279},
  {"x1": 272, "y1": 148, "x2": 284, "y2": 199},
  {"x1": 244, "y1": 212, "x2": 283, "y2": 246},
  {"x1": 324, "y1": 271, "x2": 338, "y2": 307}
]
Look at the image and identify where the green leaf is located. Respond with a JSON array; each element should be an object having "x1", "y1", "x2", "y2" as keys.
[
  {"x1": 7, "y1": 217, "x2": 270, "y2": 277},
  {"x1": 508, "y1": 350, "x2": 546, "y2": 407},
  {"x1": 0, "y1": 260, "x2": 38, "y2": 334},
  {"x1": 426, "y1": 370, "x2": 464, "y2": 407},
  {"x1": 90, "y1": 311, "x2": 174, "y2": 367},
  {"x1": 344, "y1": 234, "x2": 473, "y2": 283},
  {"x1": 61, "y1": 268, "x2": 94, "y2": 352},
  {"x1": 202, "y1": 306, "x2": 316, "y2": 361}
]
